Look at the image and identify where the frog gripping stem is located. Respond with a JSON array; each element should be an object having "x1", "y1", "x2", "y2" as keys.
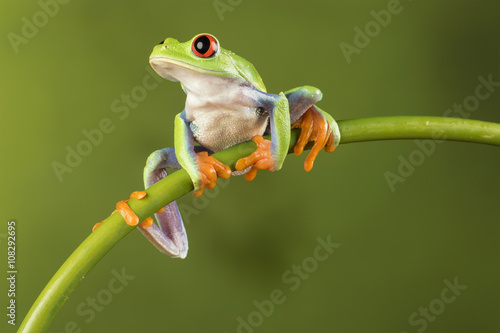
[
  {"x1": 92, "y1": 191, "x2": 148, "y2": 231},
  {"x1": 235, "y1": 136, "x2": 274, "y2": 181},
  {"x1": 292, "y1": 106, "x2": 338, "y2": 171},
  {"x1": 194, "y1": 151, "x2": 232, "y2": 197}
]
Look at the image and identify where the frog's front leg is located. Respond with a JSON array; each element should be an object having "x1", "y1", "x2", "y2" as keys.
[
  {"x1": 286, "y1": 86, "x2": 341, "y2": 171},
  {"x1": 235, "y1": 92, "x2": 290, "y2": 180},
  {"x1": 175, "y1": 111, "x2": 232, "y2": 197}
]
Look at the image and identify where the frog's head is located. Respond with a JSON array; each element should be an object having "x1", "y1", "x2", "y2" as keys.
[{"x1": 149, "y1": 33, "x2": 266, "y2": 91}]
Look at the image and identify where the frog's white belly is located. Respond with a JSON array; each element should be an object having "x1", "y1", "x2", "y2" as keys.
[
  {"x1": 189, "y1": 105, "x2": 268, "y2": 152},
  {"x1": 184, "y1": 78, "x2": 269, "y2": 152}
]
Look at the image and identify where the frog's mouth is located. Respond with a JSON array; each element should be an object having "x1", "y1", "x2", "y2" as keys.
[{"x1": 149, "y1": 56, "x2": 228, "y2": 82}]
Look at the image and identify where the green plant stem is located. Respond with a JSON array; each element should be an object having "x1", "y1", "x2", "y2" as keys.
[
  {"x1": 338, "y1": 116, "x2": 500, "y2": 145},
  {"x1": 18, "y1": 116, "x2": 500, "y2": 332}
]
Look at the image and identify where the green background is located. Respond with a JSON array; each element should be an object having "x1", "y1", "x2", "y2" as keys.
[{"x1": 1, "y1": 0, "x2": 499, "y2": 332}]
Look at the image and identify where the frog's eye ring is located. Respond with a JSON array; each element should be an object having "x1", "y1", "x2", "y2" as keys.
[{"x1": 192, "y1": 34, "x2": 219, "y2": 58}]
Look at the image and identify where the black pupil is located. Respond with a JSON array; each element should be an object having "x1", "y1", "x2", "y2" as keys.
[{"x1": 195, "y1": 36, "x2": 211, "y2": 54}]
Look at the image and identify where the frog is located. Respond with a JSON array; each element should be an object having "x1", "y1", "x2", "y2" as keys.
[{"x1": 114, "y1": 33, "x2": 340, "y2": 258}]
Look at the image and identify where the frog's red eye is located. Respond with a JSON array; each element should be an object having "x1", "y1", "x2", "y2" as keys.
[{"x1": 192, "y1": 34, "x2": 218, "y2": 58}]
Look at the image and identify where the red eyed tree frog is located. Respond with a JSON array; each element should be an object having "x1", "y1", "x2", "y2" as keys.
[{"x1": 109, "y1": 34, "x2": 340, "y2": 259}]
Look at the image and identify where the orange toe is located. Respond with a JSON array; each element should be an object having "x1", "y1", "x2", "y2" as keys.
[
  {"x1": 139, "y1": 217, "x2": 154, "y2": 229},
  {"x1": 194, "y1": 151, "x2": 231, "y2": 197},
  {"x1": 292, "y1": 109, "x2": 313, "y2": 157},
  {"x1": 324, "y1": 131, "x2": 336, "y2": 153},
  {"x1": 116, "y1": 200, "x2": 139, "y2": 226},
  {"x1": 235, "y1": 136, "x2": 274, "y2": 181},
  {"x1": 92, "y1": 222, "x2": 103, "y2": 232},
  {"x1": 115, "y1": 190, "x2": 149, "y2": 226},
  {"x1": 292, "y1": 106, "x2": 334, "y2": 171},
  {"x1": 95, "y1": 191, "x2": 151, "y2": 230},
  {"x1": 130, "y1": 191, "x2": 147, "y2": 200}
]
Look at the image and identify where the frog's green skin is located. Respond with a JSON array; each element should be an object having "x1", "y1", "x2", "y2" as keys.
[{"x1": 138, "y1": 34, "x2": 340, "y2": 258}]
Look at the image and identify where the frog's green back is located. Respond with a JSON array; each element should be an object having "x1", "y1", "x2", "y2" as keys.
[{"x1": 229, "y1": 52, "x2": 267, "y2": 92}]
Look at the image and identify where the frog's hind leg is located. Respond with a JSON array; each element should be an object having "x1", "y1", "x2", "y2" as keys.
[
  {"x1": 285, "y1": 86, "x2": 341, "y2": 171},
  {"x1": 139, "y1": 146, "x2": 209, "y2": 258}
]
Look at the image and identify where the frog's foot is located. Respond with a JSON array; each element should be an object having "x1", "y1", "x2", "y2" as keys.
[
  {"x1": 93, "y1": 191, "x2": 148, "y2": 232},
  {"x1": 115, "y1": 191, "x2": 147, "y2": 226},
  {"x1": 193, "y1": 151, "x2": 231, "y2": 197},
  {"x1": 235, "y1": 136, "x2": 274, "y2": 181},
  {"x1": 292, "y1": 106, "x2": 336, "y2": 172}
]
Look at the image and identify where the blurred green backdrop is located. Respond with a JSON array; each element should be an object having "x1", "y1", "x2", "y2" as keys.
[{"x1": 1, "y1": 0, "x2": 499, "y2": 332}]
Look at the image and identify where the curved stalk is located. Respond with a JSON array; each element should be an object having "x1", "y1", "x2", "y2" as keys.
[
  {"x1": 338, "y1": 116, "x2": 500, "y2": 145},
  {"x1": 18, "y1": 116, "x2": 500, "y2": 332}
]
